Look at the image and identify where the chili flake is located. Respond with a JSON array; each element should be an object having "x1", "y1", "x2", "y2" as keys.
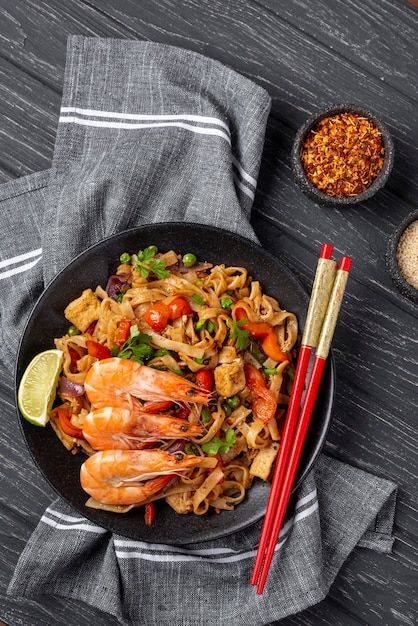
[{"x1": 300, "y1": 112, "x2": 385, "y2": 198}]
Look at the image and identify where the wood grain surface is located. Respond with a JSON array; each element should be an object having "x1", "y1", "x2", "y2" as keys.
[{"x1": 1, "y1": 1, "x2": 417, "y2": 625}]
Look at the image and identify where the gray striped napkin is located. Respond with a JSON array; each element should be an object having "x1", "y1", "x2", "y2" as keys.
[{"x1": 2, "y1": 37, "x2": 397, "y2": 625}]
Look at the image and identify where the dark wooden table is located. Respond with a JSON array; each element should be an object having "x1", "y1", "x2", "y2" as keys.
[{"x1": 1, "y1": 1, "x2": 417, "y2": 625}]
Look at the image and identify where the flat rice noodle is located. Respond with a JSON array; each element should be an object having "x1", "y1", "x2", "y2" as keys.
[
  {"x1": 192, "y1": 466, "x2": 225, "y2": 514},
  {"x1": 146, "y1": 330, "x2": 206, "y2": 359}
]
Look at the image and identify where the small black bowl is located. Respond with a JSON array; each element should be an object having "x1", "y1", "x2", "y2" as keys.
[
  {"x1": 386, "y1": 209, "x2": 418, "y2": 303},
  {"x1": 291, "y1": 104, "x2": 394, "y2": 207}
]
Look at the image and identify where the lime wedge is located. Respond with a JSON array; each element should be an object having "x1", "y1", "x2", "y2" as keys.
[{"x1": 18, "y1": 349, "x2": 64, "y2": 426}]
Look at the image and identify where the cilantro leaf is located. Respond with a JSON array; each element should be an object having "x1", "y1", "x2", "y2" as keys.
[
  {"x1": 117, "y1": 325, "x2": 154, "y2": 362},
  {"x1": 134, "y1": 246, "x2": 171, "y2": 279},
  {"x1": 228, "y1": 318, "x2": 250, "y2": 351}
]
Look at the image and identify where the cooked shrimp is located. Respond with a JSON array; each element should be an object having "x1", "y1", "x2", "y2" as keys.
[
  {"x1": 82, "y1": 406, "x2": 203, "y2": 450},
  {"x1": 84, "y1": 358, "x2": 210, "y2": 409},
  {"x1": 80, "y1": 448, "x2": 216, "y2": 505}
]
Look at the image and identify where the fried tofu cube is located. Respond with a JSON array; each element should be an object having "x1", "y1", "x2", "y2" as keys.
[
  {"x1": 250, "y1": 442, "x2": 280, "y2": 481},
  {"x1": 64, "y1": 289, "x2": 101, "y2": 332},
  {"x1": 214, "y1": 359, "x2": 246, "y2": 398}
]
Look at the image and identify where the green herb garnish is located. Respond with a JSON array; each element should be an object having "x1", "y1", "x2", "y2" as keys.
[
  {"x1": 228, "y1": 318, "x2": 250, "y2": 351},
  {"x1": 117, "y1": 325, "x2": 154, "y2": 362},
  {"x1": 134, "y1": 246, "x2": 170, "y2": 279}
]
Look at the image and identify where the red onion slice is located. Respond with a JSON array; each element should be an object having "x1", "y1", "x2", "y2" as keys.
[{"x1": 59, "y1": 377, "x2": 85, "y2": 397}]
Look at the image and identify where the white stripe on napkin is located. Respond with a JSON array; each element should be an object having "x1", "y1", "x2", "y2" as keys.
[
  {"x1": 60, "y1": 106, "x2": 231, "y2": 134},
  {"x1": 59, "y1": 116, "x2": 232, "y2": 142},
  {"x1": 59, "y1": 107, "x2": 257, "y2": 197},
  {"x1": 41, "y1": 506, "x2": 108, "y2": 534},
  {"x1": 0, "y1": 248, "x2": 42, "y2": 280}
]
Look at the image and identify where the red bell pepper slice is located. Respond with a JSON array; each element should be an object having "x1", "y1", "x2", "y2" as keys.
[
  {"x1": 86, "y1": 340, "x2": 112, "y2": 360},
  {"x1": 235, "y1": 304, "x2": 288, "y2": 362},
  {"x1": 173, "y1": 405, "x2": 191, "y2": 420},
  {"x1": 85, "y1": 321, "x2": 97, "y2": 335},
  {"x1": 115, "y1": 318, "x2": 132, "y2": 348},
  {"x1": 68, "y1": 347, "x2": 80, "y2": 372},
  {"x1": 244, "y1": 363, "x2": 277, "y2": 424},
  {"x1": 57, "y1": 407, "x2": 84, "y2": 439},
  {"x1": 144, "y1": 503, "x2": 155, "y2": 527},
  {"x1": 195, "y1": 368, "x2": 214, "y2": 392}
]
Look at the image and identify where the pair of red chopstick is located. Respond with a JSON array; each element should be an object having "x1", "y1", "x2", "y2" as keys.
[{"x1": 251, "y1": 244, "x2": 352, "y2": 594}]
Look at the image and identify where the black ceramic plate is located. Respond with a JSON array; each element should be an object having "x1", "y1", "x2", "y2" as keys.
[{"x1": 15, "y1": 223, "x2": 335, "y2": 544}]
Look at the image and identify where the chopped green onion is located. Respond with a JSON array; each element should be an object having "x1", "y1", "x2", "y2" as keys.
[
  {"x1": 207, "y1": 320, "x2": 215, "y2": 334},
  {"x1": 195, "y1": 319, "x2": 206, "y2": 331},
  {"x1": 225, "y1": 427, "x2": 236, "y2": 445},
  {"x1": 184, "y1": 443, "x2": 199, "y2": 455},
  {"x1": 194, "y1": 357, "x2": 204, "y2": 365},
  {"x1": 192, "y1": 293, "x2": 205, "y2": 306},
  {"x1": 222, "y1": 403, "x2": 232, "y2": 417},
  {"x1": 67, "y1": 324, "x2": 81, "y2": 336},
  {"x1": 288, "y1": 367, "x2": 295, "y2": 381},
  {"x1": 264, "y1": 368, "x2": 278, "y2": 375},
  {"x1": 171, "y1": 368, "x2": 184, "y2": 377},
  {"x1": 195, "y1": 279, "x2": 204, "y2": 287},
  {"x1": 201, "y1": 408, "x2": 211, "y2": 423},
  {"x1": 220, "y1": 297, "x2": 233, "y2": 310},
  {"x1": 249, "y1": 339, "x2": 266, "y2": 364},
  {"x1": 182, "y1": 253, "x2": 197, "y2": 267}
]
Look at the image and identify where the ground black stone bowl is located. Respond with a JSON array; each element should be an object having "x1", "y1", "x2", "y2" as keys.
[
  {"x1": 15, "y1": 223, "x2": 336, "y2": 544},
  {"x1": 291, "y1": 104, "x2": 394, "y2": 207},
  {"x1": 386, "y1": 209, "x2": 418, "y2": 303}
]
